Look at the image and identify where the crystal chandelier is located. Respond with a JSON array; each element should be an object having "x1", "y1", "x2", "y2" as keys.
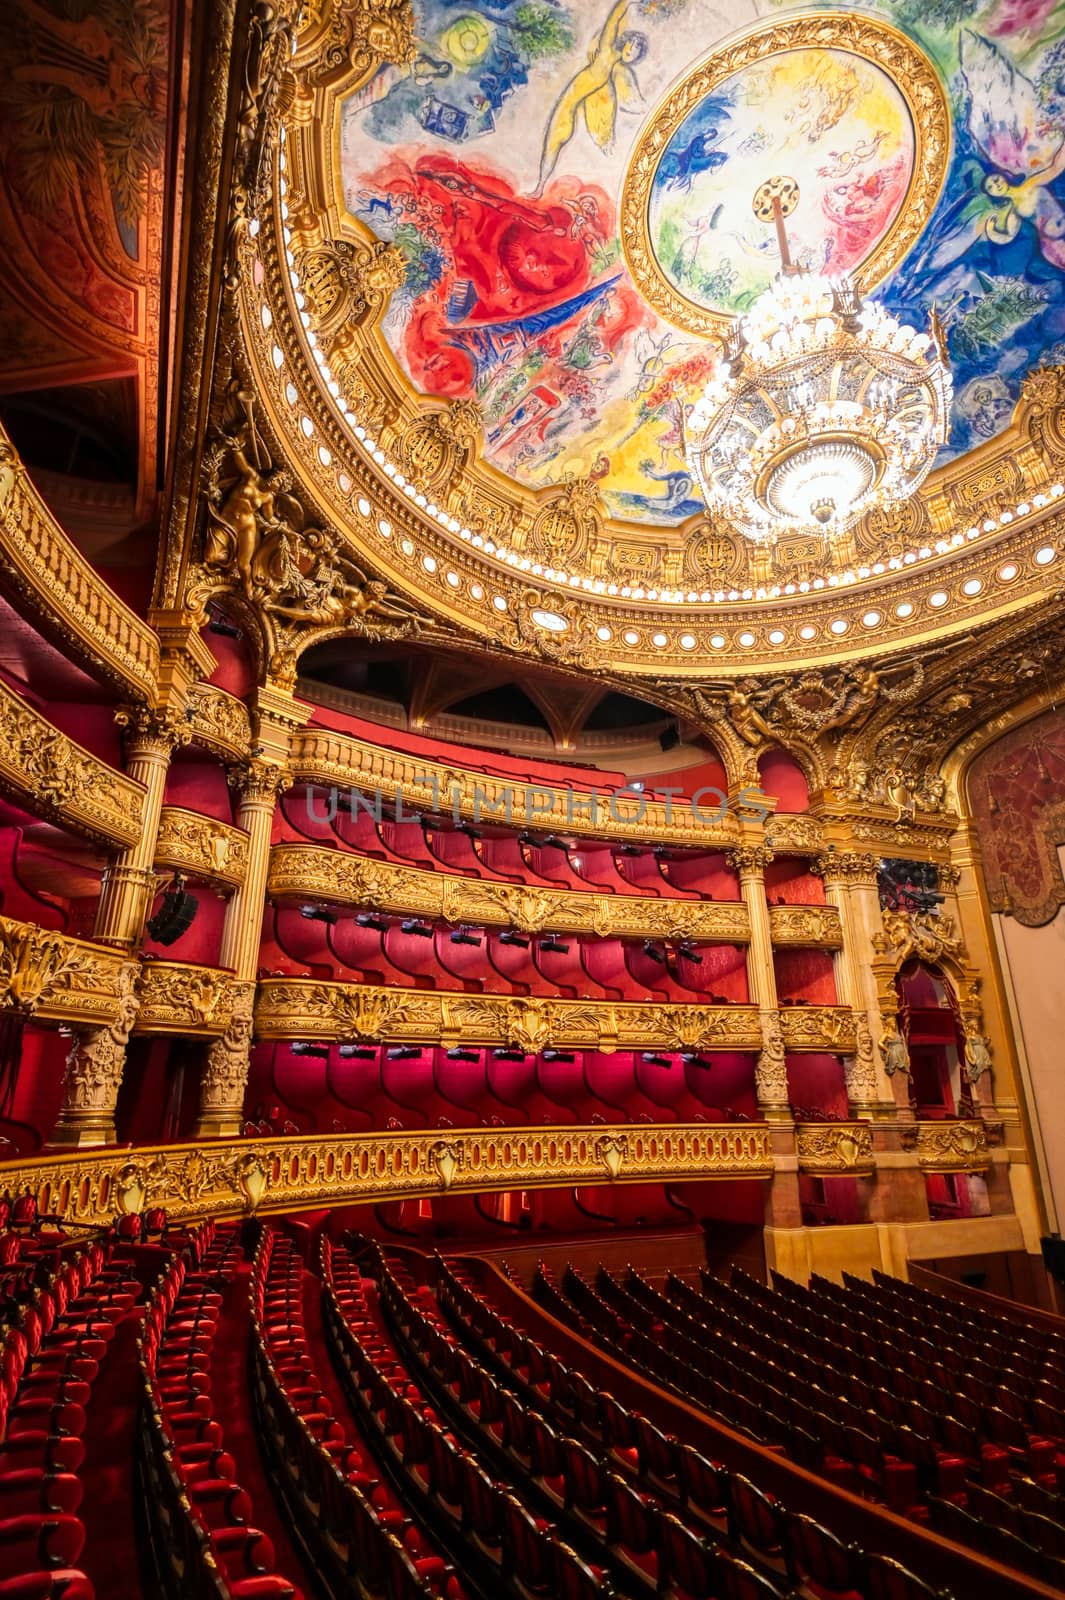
[{"x1": 684, "y1": 178, "x2": 952, "y2": 544}]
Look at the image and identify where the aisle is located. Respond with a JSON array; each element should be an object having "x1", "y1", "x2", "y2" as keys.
[{"x1": 78, "y1": 1310, "x2": 145, "y2": 1598}]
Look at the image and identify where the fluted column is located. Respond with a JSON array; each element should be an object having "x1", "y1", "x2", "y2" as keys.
[
  {"x1": 727, "y1": 843, "x2": 789, "y2": 1126},
  {"x1": 52, "y1": 960, "x2": 140, "y2": 1147},
  {"x1": 193, "y1": 757, "x2": 288, "y2": 1138},
  {"x1": 813, "y1": 850, "x2": 897, "y2": 1115},
  {"x1": 93, "y1": 707, "x2": 192, "y2": 948}
]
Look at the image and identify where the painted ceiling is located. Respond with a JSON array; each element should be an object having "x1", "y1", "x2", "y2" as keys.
[{"x1": 339, "y1": 0, "x2": 1065, "y2": 528}]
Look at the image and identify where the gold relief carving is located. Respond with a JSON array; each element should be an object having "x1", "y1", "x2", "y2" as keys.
[
  {"x1": 510, "y1": 591, "x2": 608, "y2": 671},
  {"x1": 768, "y1": 905, "x2": 843, "y2": 947},
  {"x1": 200, "y1": 980, "x2": 257, "y2": 1116},
  {"x1": 0, "y1": 427, "x2": 159, "y2": 698},
  {"x1": 267, "y1": 843, "x2": 750, "y2": 942},
  {"x1": 58, "y1": 962, "x2": 141, "y2": 1131},
  {"x1": 755, "y1": 1010, "x2": 788, "y2": 1106},
  {"x1": 683, "y1": 524, "x2": 745, "y2": 587},
  {"x1": 812, "y1": 851, "x2": 881, "y2": 887},
  {"x1": 134, "y1": 965, "x2": 237, "y2": 1036},
  {"x1": 938, "y1": 863, "x2": 962, "y2": 891},
  {"x1": 1022, "y1": 364, "x2": 1065, "y2": 462},
  {"x1": 872, "y1": 909, "x2": 965, "y2": 967},
  {"x1": 779, "y1": 1007, "x2": 858, "y2": 1054},
  {"x1": 880, "y1": 1028, "x2": 911, "y2": 1079},
  {"x1": 962, "y1": 1030, "x2": 994, "y2": 1087},
  {"x1": 229, "y1": 758, "x2": 292, "y2": 807},
  {"x1": 114, "y1": 703, "x2": 194, "y2": 761},
  {"x1": 620, "y1": 14, "x2": 949, "y2": 338},
  {"x1": 765, "y1": 815, "x2": 823, "y2": 854},
  {"x1": 528, "y1": 477, "x2": 602, "y2": 571},
  {"x1": 915, "y1": 1119, "x2": 991, "y2": 1172},
  {"x1": 0, "y1": 1120, "x2": 773, "y2": 1229},
  {"x1": 950, "y1": 457, "x2": 1022, "y2": 515},
  {"x1": 297, "y1": 238, "x2": 406, "y2": 335},
  {"x1": 156, "y1": 809, "x2": 249, "y2": 889},
  {"x1": 847, "y1": 1016, "x2": 881, "y2": 1104},
  {"x1": 858, "y1": 495, "x2": 929, "y2": 558},
  {"x1": 796, "y1": 1122, "x2": 875, "y2": 1175},
  {"x1": 397, "y1": 402, "x2": 481, "y2": 500},
  {"x1": 0, "y1": 684, "x2": 144, "y2": 847},
  {"x1": 186, "y1": 684, "x2": 253, "y2": 759},
  {"x1": 288, "y1": 732, "x2": 738, "y2": 847},
  {"x1": 255, "y1": 978, "x2": 783, "y2": 1051},
  {"x1": 726, "y1": 845, "x2": 774, "y2": 876},
  {"x1": 0, "y1": 918, "x2": 128, "y2": 1029}
]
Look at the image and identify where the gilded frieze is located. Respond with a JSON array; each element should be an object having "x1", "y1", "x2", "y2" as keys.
[
  {"x1": 795, "y1": 1122, "x2": 875, "y2": 1175},
  {"x1": 134, "y1": 963, "x2": 240, "y2": 1036},
  {"x1": 767, "y1": 905, "x2": 843, "y2": 948},
  {"x1": 915, "y1": 1119, "x2": 992, "y2": 1172},
  {"x1": 186, "y1": 682, "x2": 253, "y2": 760},
  {"x1": 0, "y1": 917, "x2": 129, "y2": 1029},
  {"x1": 267, "y1": 842, "x2": 750, "y2": 941},
  {"x1": 156, "y1": 808, "x2": 249, "y2": 890}
]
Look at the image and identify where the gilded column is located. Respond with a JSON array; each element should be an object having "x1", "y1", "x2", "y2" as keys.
[
  {"x1": 52, "y1": 960, "x2": 141, "y2": 1147},
  {"x1": 813, "y1": 851, "x2": 895, "y2": 1114},
  {"x1": 193, "y1": 758, "x2": 288, "y2": 1138},
  {"x1": 727, "y1": 843, "x2": 790, "y2": 1128},
  {"x1": 93, "y1": 707, "x2": 192, "y2": 949}
]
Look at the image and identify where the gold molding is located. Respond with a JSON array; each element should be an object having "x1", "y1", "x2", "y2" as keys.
[
  {"x1": 134, "y1": 961, "x2": 239, "y2": 1036},
  {"x1": 255, "y1": 977, "x2": 856, "y2": 1054},
  {"x1": 915, "y1": 1119, "x2": 992, "y2": 1172},
  {"x1": 768, "y1": 904, "x2": 842, "y2": 947},
  {"x1": 0, "y1": 682, "x2": 145, "y2": 848},
  {"x1": 796, "y1": 1121, "x2": 875, "y2": 1175},
  {"x1": 620, "y1": 13, "x2": 949, "y2": 337},
  {"x1": 0, "y1": 427, "x2": 160, "y2": 699},
  {"x1": 0, "y1": 917, "x2": 129, "y2": 1030},
  {"x1": 156, "y1": 807, "x2": 249, "y2": 890},
  {"x1": 185, "y1": 682, "x2": 253, "y2": 760},
  {"x1": 267, "y1": 842, "x2": 750, "y2": 942},
  {"x1": 287, "y1": 729, "x2": 741, "y2": 847},
  {"x1": 0, "y1": 1121, "x2": 774, "y2": 1229}
]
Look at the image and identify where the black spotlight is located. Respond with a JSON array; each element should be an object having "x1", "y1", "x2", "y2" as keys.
[
  {"x1": 498, "y1": 930, "x2": 529, "y2": 947},
  {"x1": 659, "y1": 723, "x2": 681, "y2": 752},
  {"x1": 540, "y1": 937, "x2": 570, "y2": 954},
  {"x1": 446, "y1": 1048, "x2": 480, "y2": 1062},
  {"x1": 492, "y1": 1048, "x2": 527, "y2": 1061},
  {"x1": 355, "y1": 913, "x2": 389, "y2": 932},
  {"x1": 147, "y1": 877, "x2": 199, "y2": 946},
  {"x1": 290, "y1": 1042, "x2": 330, "y2": 1059},
  {"x1": 642, "y1": 939, "x2": 667, "y2": 964},
  {"x1": 386, "y1": 1046, "x2": 422, "y2": 1061},
  {"x1": 541, "y1": 1049, "x2": 575, "y2": 1063},
  {"x1": 400, "y1": 919, "x2": 433, "y2": 938},
  {"x1": 207, "y1": 608, "x2": 243, "y2": 639},
  {"x1": 449, "y1": 927, "x2": 481, "y2": 946},
  {"x1": 641, "y1": 1053, "x2": 674, "y2": 1068},
  {"x1": 299, "y1": 905, "x2": 337, "y2": 925},
  {"x1": 337, "y1": 1044, "x2": 376, "y2": 1059}
]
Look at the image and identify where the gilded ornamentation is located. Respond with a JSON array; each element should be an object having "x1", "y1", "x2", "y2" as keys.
[
  {"x1": 527, "y1": 477, "x2": 602, "y2": 572},
  {"x1": 229, "y1": 757, "x2": 292, "y2": 807},
  {"x1": 915, "y1": 1119, "x2": 991, "y2": 1172},
  {"x1": 765, "y1": 815, "x2": 824, "y2": 854},
  {"x1": 1022, "y1": 363, "x2": 1065, "y2": 463},
  {"x1": 397, "y1": 402, "x2": 481, "y2": 500},
  {"x1": 297, "y1": 237, "x2": 406, "y2": 334},
  {"x1": 156, "y1": 808, "x2": 249, "y2": 889},
  {"x1": 779, "y1": 1006, "x2": 857, "y2": 1053},
  {"x1": 56, "y1": 962, "x2": 142, "y2": 1143},
  {"x1": 510, "y1": 591, "x2": 608, "y2": 672},
  {"x1": 0, "y1": 1120, "x2": 773, "y2": 1229},
  {"x1": 755, "y1": 1011, "x2": 789, "y2": 1106},
  {"x1": 332, "y1": 987, "x2": 411, "y2": 1042},
  {"x1": 963, "y1": 1031, "x2": 993, "y2": 1086},
  {"x1": 114, "y1": 703, "x2": 195, "y2": 760},
  {"x1": 268, "y1": 843, "x2": 751, "y2": 943},
  {"x1": 768, "y1": 906, "x2": 843, "y2": 947},
  {"x1": 796, "y1": 1122, "x2": 875, "y2": 1175},
  {"x1": 726, "y1": 845, "x2": 774, "y2": 876},
  {"x1": 812, "y1": 851, "x2": 881, "y2": 887},
  {"x1": 0, "y1": 683, "x2": 144, "y2": 846},
  {"x1": 872, "y1": 909, "x2": 965, "y2": 967},
  {"x1": 712, "y1": 664, "x2": 925, "y2": 747},
  {"x1": 135, "y1": 965, "x2": 237, "y2": 1035},
  {"x1": 186, "y1": 684, "x2": 252, "y2": 759},
  {"x1": 237, "y1": 0, "x2": 299, "y2": 206},
  {"x1": 200, "y1": 981, "x2": 257, "y2": 1116},
  {"x1": 0, "y1": 924, "x2": 94, "y2": 1017},
  {"x1": 846, "y1": 1016, "x2": 881, "y2": 1104},
  {"x1": 620, "y1": 14, "x2": 949, "y2": 337}
]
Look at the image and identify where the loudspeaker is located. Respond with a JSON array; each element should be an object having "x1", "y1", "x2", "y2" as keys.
[
  {"x1": 659, "y1": 723, "x2": 681, "y2": 752},
  {"x1": 146, "y1": 881, "x2": 199, "y2": 946}
]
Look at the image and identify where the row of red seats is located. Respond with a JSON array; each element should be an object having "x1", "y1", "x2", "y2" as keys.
[
  {"x1": 430, "y1": 1256, "x2": 951, "y2": 1600},
  {"x1": 250, "y1": 1228, "x2": 465, "y2": 1599},
  {"x1": 264, "y1": 906, "x2": 750, "y2": 1003},
  {"x1": 278, "y1": 794, "x2": 739, "y2": 900},
  {"x1": 321, "y1": 1237, "x2": 619, "y2": 1600},
  {"x1": 137, "y1": 1223, "x2": 298, "y2": 1598},
  {"x1": 374, "y1": 1246, "x2": 796, "y2": 1600},
  {"x1": 0, "y1": 1239, "x2": 141, "y2": 1599}
]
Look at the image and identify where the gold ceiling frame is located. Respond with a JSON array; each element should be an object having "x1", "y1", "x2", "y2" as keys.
[{"x1": 619, "y1": 12, "x2": 950, "y2": 338}]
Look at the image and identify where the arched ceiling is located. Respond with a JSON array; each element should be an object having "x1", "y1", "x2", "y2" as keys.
[{"x1": 330, "y1": 0, "x2": 1065, "y2": 521}]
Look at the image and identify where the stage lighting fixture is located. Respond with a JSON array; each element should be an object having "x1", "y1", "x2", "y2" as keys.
[
  {"x1": 386, "y1": 1046, "x2": 422, "y2": 1060},
  {"x1": 299, "y1": 905, "x2": 337, "y2": 924},
  {"x1": 642, "y1": 940, "x2": 667, "y2": 964},
  {"x1": 449, "y1": 927, "x2": 481, "y2": 945},
  {"x1": 492, "y1": 1049, "x2": 527, "y2": 1061},
  {"x1": 400, "y1": 919, "x2": 433, "y2": 938},
  {"x1": 542, "y1": 1049, "x2": 575, "y2": 1063},
  {"x1": 676, "y1": 943, "x2": 703, "y2": 964},
  {"x1": 498, "y1": 931, "x2": 529, "y2": 947},
  {"x1": 355, "y1": 913, "x2": 390, "y2": 932},
  {"x1": 681, "y1": 1053, "x2": 714, "y2": 1070},
  {"x1": 641, "y1": 1053, "x2": 674, "y2": 1068},
  {"x1": 659, "y1": 723, "x2": 680, "y2": 752},
  {"x1": 290, "y1": 1042, "x2": 330, "y2": 1059},
  {"x1": 540, "y1": 937, "x2": 570, "y2": 954},
  {"x1": 337, "y1": 1045, "x2": 377, "y2": 1059},
  {"x1": 446, "y1": 1048, "x2": 480, "y2": 1062}
]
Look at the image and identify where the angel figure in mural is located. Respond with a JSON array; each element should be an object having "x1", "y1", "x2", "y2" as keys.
[
  {"x1": 910, "y1": 32, "x2": 1065, "y2": 289},
  {"x1": 535, "y1": 0, "x2": 648, "y2": 193}
]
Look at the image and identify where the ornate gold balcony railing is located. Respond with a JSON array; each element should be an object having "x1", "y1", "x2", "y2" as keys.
[
  {"x1": 255, "y1": 978, "x2": 857, "y2": 1055},
  {"x1": 267, "y1": 843, "x2": 751, "y2": 942},
  {"x1": 156, "y1": 808, "x2": 249, "y2": 890},
  {"x1": 0, "y1": 682, "x2": 145, "y2": 847},
  {"x1": 185, "y1": 683, "x2": 252, "y2": 761},
  {"x1": 0, "y1": 1122, "x2": 775, "y2": 1229},
  {"x1": 768, "y1": 904, "x2": 843, "y2": 947},
  {"x1": 134, "y1": 962, "x2": 240, "y2": 1035},
  {"x1": 288, "y1": 729, "x2": 829, "y2": 851},
  {"x1": 0, "y1": 425, "x2": 159, "y2": 699},
  {"x1": 796, "y1": 1121, "x2": 875, "y2": 1175},
  {"x1": 914, "y1": 1119, "x2": 993, "y2": 1172},
  {"x1": 0, "y1": 916, "x2": 131, "y2": 1028}
]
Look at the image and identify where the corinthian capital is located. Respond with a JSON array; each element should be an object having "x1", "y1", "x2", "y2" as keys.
[
  {"x1": 227, "y1": 757, "x2": 291, "y2": 805},
  {"x1": 115, "y1": 703, "x2": 194, "y2": 759},
  {"x1": 726, "y1": 844, "x2": 774, "y2": 877},
  {"x1": 812, "y1": 850, "x2": 881, "y2": 886}
]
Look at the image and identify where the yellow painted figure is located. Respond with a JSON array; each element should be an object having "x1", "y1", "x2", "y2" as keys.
[{"x1": 536, "y1": 0, "x2": 647, "y2": 192}]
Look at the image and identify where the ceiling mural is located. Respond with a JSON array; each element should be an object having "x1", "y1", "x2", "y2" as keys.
[
  {"x1": 337, "y1": 0, "x2": 1065, "y2": 528},
  {"x1": 0, "y1": 0, "x2": 171, "y2": 504}
]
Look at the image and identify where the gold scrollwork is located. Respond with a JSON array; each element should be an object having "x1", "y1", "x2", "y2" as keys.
[
  {"x1": 156, "y1": 808, "x2": 250, "y2": 889},
  {"x1": 0, "y1": 917, "x2": 129, "y2": 1029},
  {"x1": 915, "y1": 1119, "x2": 992, "y2": 1172},
  {"x1": 267, "y1": 842, "x2": 751, "y2": 942},
  {"x1": 134, "y1": 964, "x2": 239, "y2": 1036},
  {"x1": 796, "y1": 1121, "x2": 875, "y2": 1175},
  {"x1": 767, "y1": 905, "x2": 843, "y2": 947},
  {"x1": 0, "y1": 1121, "x2": 774, "y2": 1229}
]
